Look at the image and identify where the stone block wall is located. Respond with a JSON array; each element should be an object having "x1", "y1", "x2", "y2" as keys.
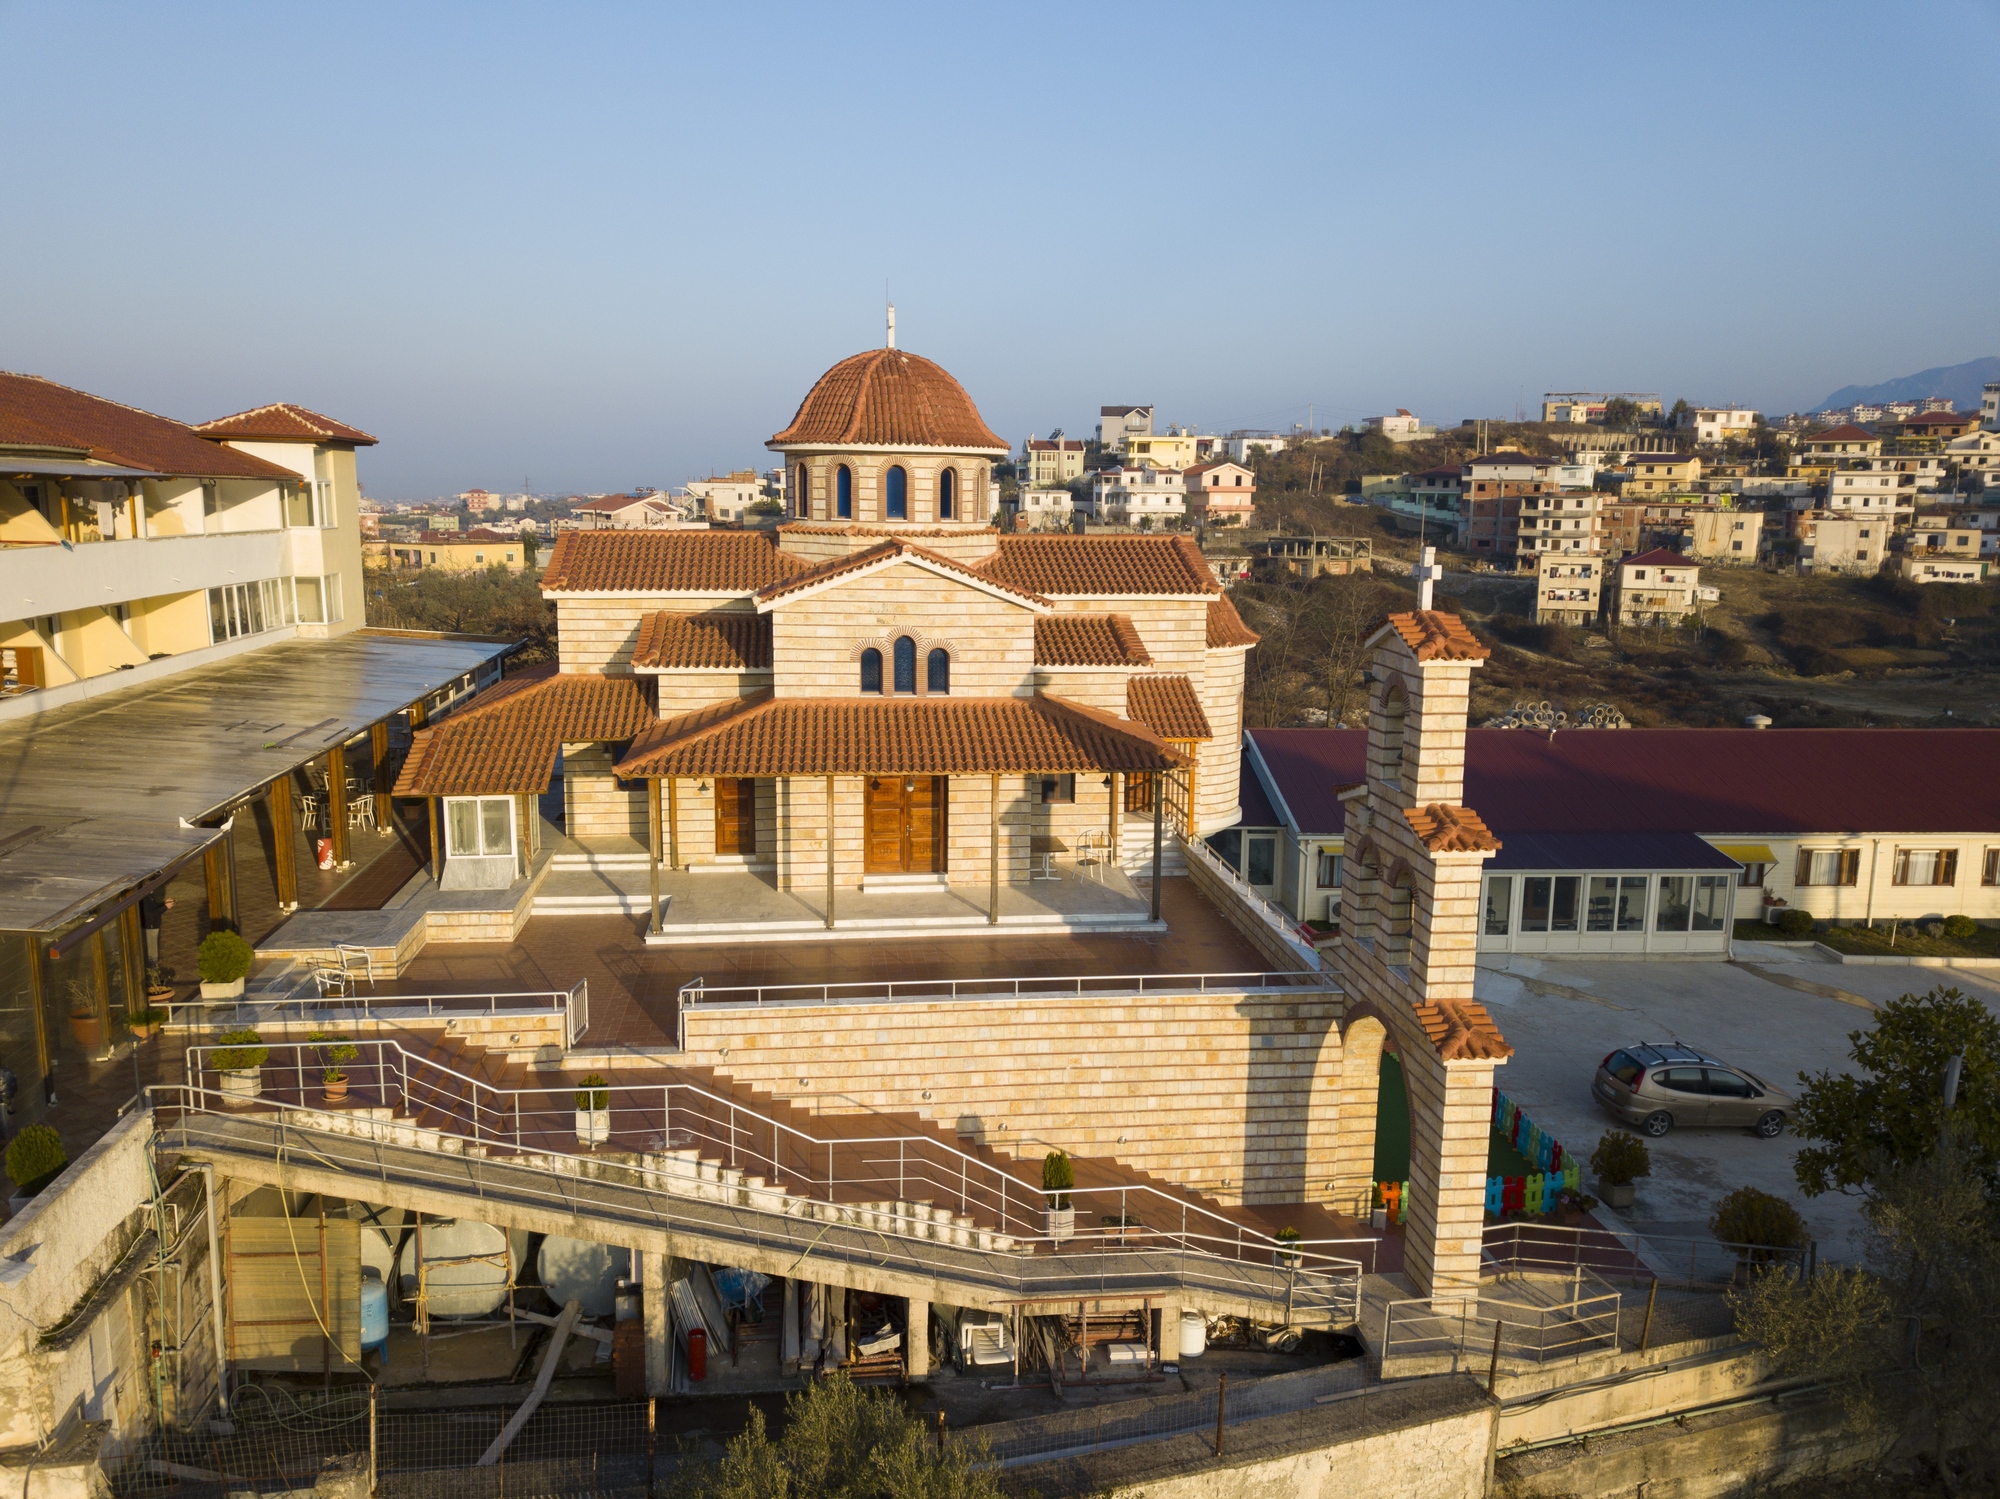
[
  {"x1": 564, "y1": 744, "x2": 647, "y2": 842},
  {"x1": 769, "y1": 562, "x2": 1036, "y2": 699}
]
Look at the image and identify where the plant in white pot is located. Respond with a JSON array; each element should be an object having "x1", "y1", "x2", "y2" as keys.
[
  {"x1": 198, "y1": 930, "x2": 254, "y2": 1000},
  {"x1": 575, "y1": 1074, "x2": 611, "y2": 1146},
  {"x1": 1589, "y1": 1129, "x2": 1650, "y2": 1210},
  {"x1": 1274, "y1": 1226, "x2": 1303, "y2": 1267},
  {"x1": 211, "y1": 1028, "x2": 268, "y2": 1104},
  {"x1": 1043, "y1": 1150, "x2": 1075, "y2": 1244}
]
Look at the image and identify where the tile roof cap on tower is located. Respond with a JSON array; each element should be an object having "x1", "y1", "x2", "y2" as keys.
[
  {"x1": 1415, "y1": 998, "x2": 1514, "y2": 1061},
  {"x1": 769, "y1": 348, "x2": 1008, "y2": 451},
  {"x1": 1371, "y1": 610, "x2": 1490, "y2": 662},
  {"x1": 192, "y1": 402, "x2": 378, "y2": 445},
  {"x1": 1404, "y1": 804, "x2": 1502, "y2": 853},
  {"x1": 1206, "y1": 596, "x2": 1261, "y2": 648}
]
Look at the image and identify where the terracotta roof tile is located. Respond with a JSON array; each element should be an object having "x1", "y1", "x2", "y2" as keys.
[
  {"x1": 756, "y1": 537, "x2": 1050, "y2": 608},
  {"x1": 1806, "y1": 424, "x2": 1876, "y2": 442},
  {"x1": 1206, "y1": 595, "x2": 1260, "y2": 648},
  {"x1": 1404, "y1": 803, "x2": 1503, "y2": 854},
  {"x1": 631, "y1": 612, "x2": 771, "y2": 670},
  {"x1": 981, "y1": 535, "x2": 1220, "y2": 596},
  {"x1": 1374, "y1": 610, "x2": 1491, "y2": 662},
  {"x1": 616, "y1": 691, "x2": 1185, "y2": 779},
  {"x1": 1413, "y1": 998, "x2": 1514, "y2": 1061},
  {"x1": 392, "y1": 671, "x2": 656, "y2": 796},
  {"x1": 1620, "y1": 548, "x2": 1691, "y2": 569},
  {"x1": 191, "y1": 402, "x2": 377, "y2": 445},
  {"x1": 769, "y1": 349, "x2": 1008, "y2": 451},
  {"x1": 541, "y1": 530, "x2": 806, "y2": 592},
  {"x1": 1033, "y1": 614, "x2": 1152, "y2": 667},
  {"x1": 780, "y1": 522, "x2": 995, "y2": 540},
  {"x1": 1126, "y1": 675, "x2": 1213, "y2": 740},
  {"x1": 414, "y1": 528, "x2": 519, "y2": 545},
  {"x1": 0, "y1": 372, "x2": 303, "y2": 481}
]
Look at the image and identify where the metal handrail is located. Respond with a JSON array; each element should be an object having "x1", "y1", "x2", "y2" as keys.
[
  {"x1": 1381, "y1": 1287, "x2": 1623, "y2": 1368},
  {"x1": 173, "y1": 1041, "x2": 1369, "y2": 1285},
  {"x1": 167, "y1": 981, "x2": 588, "y2": 1044},
  {"x1": 677, "y1": 968, "x2": 1334, "y2": 1011},
  {"x1": 1176, "y1": 831, "x2": 1325, "y2": 951},
  {"x1": 1481, "y1": 1220, "x2": 1814, "y2": 1290}
]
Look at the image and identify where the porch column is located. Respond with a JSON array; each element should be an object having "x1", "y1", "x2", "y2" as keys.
[
  {"x1": 26, "y1": 936, "x2": 50, "y2": 1102},
  {"x1": 987, "y1": 774, "x2": 1000, "y2": 925},
  {"x1": 203, "y1": 837, "x2": 236, "y2": 933},
  {"x1": 1150, "y1": 778, "x2": 1164, "y2": 922},
  {"x1": 516, "y1": 793, "x2": 533, "y2": 880},
  {"x1": 328, "y1": 744, "x2": 350, "y2": 868},
  {"x1": 119, "y1": 905, "x2": 144, "y2": 1007},
  {"x1": 371, "y1": 722, "x2": 393, "y2": 831},
  {"x1": 824, "y1": 776, "x2": 836, "y2": 929},
  {"x1": 269, "y1": 777, "x2": 297, "y2": 912},
  {"x1": 1109, "y1": 773, "x2": 1121, "y2": 867},
  {"x1": 646, "y1": 778, "x2": 663, "y2": 936},
  {"x1": 88, "y1": 928, "x2": 112, "y2": 1055},
  {"x1": 427, "y1": 798, "x2": 442, "y2": 884},
  {"x1": 1184, "y1": 752, "x2": 1199, "y2": 838},
  {"x1": 666, "y1": 777, "x2": 680, "y2": 871}
]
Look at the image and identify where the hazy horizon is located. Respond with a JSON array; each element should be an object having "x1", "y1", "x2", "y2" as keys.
[{"x1": 4, "y1": 0, "x2": 1998, "y2": 497}]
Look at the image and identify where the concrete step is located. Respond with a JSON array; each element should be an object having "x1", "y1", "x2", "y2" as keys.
[
  {"x1": 550, "y1": 851, "x2": 652, "y2": 872},
  {"x1": 531, "y1": 891, "x2": 655, "y2": 915}
]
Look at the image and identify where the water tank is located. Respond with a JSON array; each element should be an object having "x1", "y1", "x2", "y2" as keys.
[
  {"x1": 396, "y1": 1219, "x2": 521, "y2": 1318},
  {"x1": 1179, "y1": 1310, "x2": 1207, "y2": 1358},
  {"x1": 1744, "y1": 714, "x2": 1772, "y2": 729},
  {"x1": 360, "y1": 1269, "x2": 390, "y2": 1354},
  {"x1": 536, "y1": 1237, "x2": 631, "y2": 1320}
]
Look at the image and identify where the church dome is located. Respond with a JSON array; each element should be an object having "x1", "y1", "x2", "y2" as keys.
[{"x1": 769, "y1": 349, "x2": 1008, "y2": 453}]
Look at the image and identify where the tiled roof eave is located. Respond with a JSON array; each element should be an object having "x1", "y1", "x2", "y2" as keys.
[{"x1": 762, "y1": 439, "x2": 1010, "y2": 455}]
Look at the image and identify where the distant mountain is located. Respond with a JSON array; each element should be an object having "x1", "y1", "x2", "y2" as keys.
[{"x1": 1820, "y1": 356, "x2": 2000, "y2": 413}]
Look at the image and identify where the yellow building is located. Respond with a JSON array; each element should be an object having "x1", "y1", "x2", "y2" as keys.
[
  {"x1": 1125, "y1": 432, "x2": 1198, "y2": 469},
  {"x1": 386, "y1": 527, "x2": 526, "y2": 572},
  {"x1": 1620, "y1": 453, "x2": 1702, "y2": 496},
  {"x1": 1023, "y1": 439, "x2": 1085, "y2": 486}
]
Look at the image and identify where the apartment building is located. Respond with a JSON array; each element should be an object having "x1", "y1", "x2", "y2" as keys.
[
  {"x1": 1222, "y1": 432, "x2": 1290, "y2": 463},
  {"x1": 1608, "y1": 548, "x2": 1703, "y2": 626},
  {"x1": 1881, "y1": 410, "x2": 1980, "y2": 442},
  {"x1": 1533, "y1": 551, "x2": 1604, "y2": 625},
  {"x1": 1898, "y1": 554, "x2": 1990, "y2": 584},
  {"x1": 1182, "y1": 461, "x2": 1257, "y2": 524},
  {"x1": 1794, "y1": 510, "x2": 1887, "y2": 574},
  {"x1": 1621, "y1": 453, "x2": 1703, "y2": 496},
  {"x1": 1827, "y1": 466, "x2": 1919, "y2": 521},
  {"x1": 1012, "y1": 486, "x2": 1075, "y2": 530},
  {"x1": 1540, "y1": 392, "x2": 1665, "y2": 424},
  {"x1": 1096, "y1": 404, "x2": 1153, "y2": 452},
  {"x1": 1087, "y1": 464, "x2": 1187, "y2": 525},
  {"x1": 1126, "y1": 431, "x2": 1198, "y2": 469},
  {"x1": 1379, "y1": 467, "x2": 1462, "y2": 539},
  {"x1": 682, "y1": 470, "x2": 763, "y2": 523},
  {"x1": 1983, "y1": 381, "x2": 1999, "y2": 429},
  {"x1": 1516, "y1": 488, "x2": 1602, "y2": 557},
  {"x1": 1364, "y1": 409, "x2": 1427, "y2": 442},
  {"x1": 381, "y1": 527, "x2": 527, "y2": 572},
  {"x1": 1943, "y1": 427, "x2": 2000, "y2": 485},
  {"x1": 0, "y1": 379, "x2": 372, "y2": 700},
  {"x1": 1798, "y1": 424, "x2": 1882, "y2": 463},
  {"x1": 1460, "y1": 451, "x2": 1553, "y2": 560},
  {"x1": 1023, "y1": 437, "x2": 1086, "y2": 486},
  {"x1": 1678, "y1": 406, "x2": 1760, "y2": 444}
]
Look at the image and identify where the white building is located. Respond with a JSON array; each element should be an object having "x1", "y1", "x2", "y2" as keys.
[
  {"x1": 682, "y1": 470, "x2": 764, "y2": 523},
  {"x1": 1222, "y1": 433, "x2": 1289, "y2": 463},
  {"x1": 1678, "y1": 406, "x2": 1760, "y2": 444},
  {"x1": 1533, "y1": 551, "x2": 1603, "y2": 625},
  {"x1": 1364, "y1": 409, "x2": 1428, "y2": 443},
  {"x1": 1013, "y1": 487, "x2": 1075, "y2": 530},
  {"x1": 1087, "y1": 465, "x2": 1187, "y2": 525},
  {"x1": 1827, "y1": 468, "x2": 1920, "y2": 521},
  {"x1": 1982, "y1": 381, "x2": 1998, "y2": 429},
  {"x1": 1517, "y1": 488, "x2": 1603, "y2": 557}
]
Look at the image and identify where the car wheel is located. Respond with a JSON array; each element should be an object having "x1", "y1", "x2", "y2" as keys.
[
  {"x1": 1755, "y1": 1111, "x2": 1786, "y2": 1139},
  {"x1": 1642, "y1": 1111, "x2": 1673, "y2": 1137}
]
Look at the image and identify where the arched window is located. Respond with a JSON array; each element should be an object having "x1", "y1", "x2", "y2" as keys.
[
  {"x1": 836, "y1": 464, "x2": 853, "y2": 519},
  {"x1": 885, "y1": 465, "x2": 908, "y2": 520},
  {"x1": 927, "y1": 648, "x2": 949, "y2": 694},
  {"x1": 892, "y1": 636, "x2": 916, "y2": 694},
  {"x1": 796, "y1": 464, "x2": 809, "y2": 517},
  {"x1": 1379, "y1": 683, "x2": 1406, "y2": 783},
  {"x1": 1385, "y1": 878, "x2": 1415, "y2": 965},
  {"x1": 939, "y1": 467, "x2": 956, "y2": 519},
  {"x1": 860, "y1": 648, "x2": 882, "y2": 694}
]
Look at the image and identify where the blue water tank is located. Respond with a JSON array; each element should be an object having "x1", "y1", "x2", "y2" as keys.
[{"x1": 360, "y1": 1269, "x2": 390, "y2": 1356}]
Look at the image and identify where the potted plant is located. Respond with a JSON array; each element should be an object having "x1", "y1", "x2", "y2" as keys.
[
  {"x1": 198, "y1": 930, "x2": 254, "y2": 999},
  {"x1": 1371, "y1": 1184, "x2": 1388, "y2": 1232},
  {"x1": 310, "y1": 1031, "x2": 360, "y2": 1103},
  {"x1": 1042, "y1": 1150, "x2": 1075, "y2": 1243},
  {"x1": 145, "y1": 964, "x2": 177, "y2": 1007},
  {"x1": 1588, "y1": 1130, "x2": 1651, "y2": 1210},
  {"x1": 575, "y1": 1074, "x2": 611, "y2": 1145},
  {"x1": 1100, "y1": 1212, "x2": 1141, "y2": 1244},
  {"x1": 1552, "y1": 1187, "x2": 1597, "y2": 1225},
  {"x1": 5, "y1": 1124, "x2": 67, "y2": 1214},
  {"x1": 126, "y1": 1004, "x2": 168, "y2": 1042},
  {"x1": 64, "y1": 980, "x2": 106, "y2": 1052},
  {"x1": 1274, "y1": 1226, "x2": 1303, "y2": 1267},
  {"x1": 211, "y1": 1028, "x2": 268, "y2": 1103}
]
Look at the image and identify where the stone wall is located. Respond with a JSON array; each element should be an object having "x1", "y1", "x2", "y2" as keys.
[
  {"x1": 556, "y1": 595, "x2": 752, "y2": 676},
  {"x1": 564, "y1": 744, "x2": 647, "y2": 842}
]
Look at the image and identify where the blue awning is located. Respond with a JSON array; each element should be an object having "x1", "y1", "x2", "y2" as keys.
[{"x1": 1486, "y1": 831, "x2": 1741, "y2": 873}]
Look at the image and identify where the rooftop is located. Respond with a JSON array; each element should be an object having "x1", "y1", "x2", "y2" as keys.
[
  {"x1": 191, "y1": 402, "x2": 377, "y2": 445},
  {"x1": 0, "y1": 372, "x2": 302, "y2": 481},
  {"x1": 769, "y1": 348, "x2": 1009, "y2": 452}
]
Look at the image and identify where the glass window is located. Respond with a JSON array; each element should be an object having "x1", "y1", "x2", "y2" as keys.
[
  {"x1": 1551, "y1": 876, "x2": 1580, "y2": 932},
  {"x1": 1603, "y1": 1051, "x2": 1642, "y2": 1086},
  {"x1": 244, "y1": 583, "x2": 265, "y2": 634},
  {"x1": 796, "y1": 464, "x2": 809, "y2": 517},
  {"x1": 1316, "y1": 851, "x2": 1341, "y2": 889},
  {"x1": 836, "y1": 465, "x2": 853, "y2": 519},
  {"x1": 1985, "y1": 849, "x2": 1999, "y2": 886},
  {"x1": 446, "y1": 798, "x2": 480, "y2": 856},
  {"x1": 1692, "y1": 875, "x2": 1730, "y2": 931},
  {"x1": 208, "y1": 587, "x2": 229, "y2": 642},
  {"x1": 892, "y1": 636, "x2": 916, "y2": 693},
  {"x1": 446, "y1": 797, "x2": 514, "y2": 857},
  {"x1": 1521, "y1": 877, "x2": 1551, "y2": 932},
  {"x1": 295, "y1": 575, "x2": 325, "y2": 624},
  {"x1": 1587, "y1": 876, "x2": 1618, "y2": 932},
  {"x1": 939, "y1": 468, "x2": 956, "y2": 519},
  {"x1": 1483, "y1": 876, "x2": 1512, "y2": 935},
  {"x1": 322, "y1": 573, "x2": 343, "y2": 623},
  {"x1": 1704, "y1": 1068, "x2": 1753, "y2": 1098},
  {"x1": 1247, "y1": 838, "x2": 1276, "y2": 887},
  {"x1": 927, "y1": 648, "x2": 949, "y2": 694},
  {"x1": 1618, "y1": 876, "x2": 1647, "y2": 932},
  {"x1": 481, "y1": 798, "x2": 513, "y2": 855},
  {"x1": 885, "y1": 465, "x2": 908, "y2": 520},
  {"x1": 1656, "y1": 875, "x2": 1692, "y2": 931},
  {"x1": 1656, "y1": 1068, "x2": 1706, "y2": 1094},
  {"x1": 1893, "y1": 848, "x2": 1957, "y2": 886},
  {"x1": 1039, "y1": 775, "x2": 1076, "y2": 804},
  {"x1": 1208, "y1": 828, "x2": 1241, "y2": 872},
  {"x1": 859, "y1": 648, "x2": 882, "y2": 694}
]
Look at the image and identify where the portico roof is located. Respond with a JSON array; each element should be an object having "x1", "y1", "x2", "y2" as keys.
[{"x1": 616, "y1": 691, "x2": 1186, "y2": 779}]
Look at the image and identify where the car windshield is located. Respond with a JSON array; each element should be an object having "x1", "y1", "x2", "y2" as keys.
[{"x1": 1604, "y1": 1051, "x2": 1643, "y2": 1085}]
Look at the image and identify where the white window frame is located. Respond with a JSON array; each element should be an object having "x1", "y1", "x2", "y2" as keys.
[{"x1": 443, "y1": 796, "x2": 517, "y2": 859}]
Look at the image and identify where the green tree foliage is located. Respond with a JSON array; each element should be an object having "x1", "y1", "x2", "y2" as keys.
[
  {"x1": 197, "y1": 929, "x2": 254, "y2": 983},
  {"x1": 663, "y1": 1375, "x2": 1002, "y2": 1499},
  {"x1": 1600, "y1": 397, "x2": 1642, "y2": 429},
  {"x1": 365, "y1": 566, "x2": 556, "y2": 663},
  {"x1": 1793, "y1": 987, "x2": 2000, "y2": 1198},
  {"x1": 1710, "y1": 1185, "x2": 1807, "y2": 1258},
  {"x1": 5, "y1": 1124, "x2": 68, "y2": 1194},
  {"x1": 1588, "y1": 1130, "x2": 1650, "y2": 1187}
]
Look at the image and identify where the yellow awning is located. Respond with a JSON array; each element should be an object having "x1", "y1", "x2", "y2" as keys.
[{"x1": 1713, "y1": 843, "x2": 1777, "y2": 864}]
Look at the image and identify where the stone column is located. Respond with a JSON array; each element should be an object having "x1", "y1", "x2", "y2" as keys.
[
  {"x1": 646, "y1": 779, "x2": 663, "y2": 936},
  {"x1": 328, "y1": 743, "x2": 350, "y2": 868},
  {"x1": 268, "y1": 777, "x2": 297, "y2": 911},
  {"x1": 1400, "y1": 1046, "x2": 1498, "y2": 1307},
  {"x1": 905, "y1": 1296, "x2": 929, "y2": 1380},
  {"x1": 642, "y1": 1245, "x2": 671, "y2": 1396},
  {"x1": 1155, "y1": 1300, "x2": 1183, "y2": 1364},
  {"x1": 987, "y1": 774, "x2": 1000, "y2": 925}
]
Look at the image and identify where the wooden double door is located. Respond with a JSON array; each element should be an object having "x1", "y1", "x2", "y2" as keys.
[{"x1": 865, "y1": 775, "x2": 946, "y2": 874}]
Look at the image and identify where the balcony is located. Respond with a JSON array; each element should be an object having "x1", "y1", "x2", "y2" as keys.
[{"x1": 0, "y1": 529, "x2": 287, "y2": 620}]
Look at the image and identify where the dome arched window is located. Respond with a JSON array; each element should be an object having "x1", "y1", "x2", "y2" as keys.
[
  {"x1": 860, "y1": 648, "x2": 883, "y2": 694},
  {"x1": 927, "y1": 648, "x2": 950, "y2": 694},
  {"x1": 836, "y1": 464, "x2": 853, "y2": 519},
  {"x1": 893, "y1": 636, "x2": 916, "y2": 694},
  {"x1": 939, "y1": 468, "x2": 956, "y2": 520},
  {"x1": 885, "y1": 465, "x2": 908, "y2": 520},
  {"x1": 795, "y1": 464, "x2": 809, "y2": 517}
]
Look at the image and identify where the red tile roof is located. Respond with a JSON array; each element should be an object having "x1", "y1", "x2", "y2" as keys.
[
  {"x1": 413, "y1": 527, "x2": 519, "y2": 545},
  {"x1": 0, "y1": 372, "x2": 303, "y2": 480},
  {"x1": 1414, "y1": 998, "x2": 1514, "y2": 1061},
  {"x1": 1404, "y1": 803, "x2": 1501, "y2": 853},
  {"x1": 615, "y1": 692, "x2": 1185, "y2": 779},
  {"x1": 1247, "y1": 726, "x2": 2000, "y2": 836},
  {"x1": 1126, "y1": 675, "x2": 1213, "y2": 740},
  {"x1": 392, "y1": 670, "x2": 656, "y2": 796},
  {"x1": 573, "y1": 492, "x2": 666, "y2": 513},
  {"x1": 191, "y1": 402, "x2": 377, "y2": 445},
  {"x1": 1034, "y1": 614, "x2": 1153, "y2": 667},
  {"x1": 541, "y1": 530, "x2": 806, "y2": 592},
  {"x1": 1620, "y1": 548, "x2": 1689, "y2": 568},
  {"x1": 631, "y1": 612, "x2": 772, "y2": 670},
  {"x1": 1206, "y1": 596, "x2": 1260, "y2": 649},
  {"x1": 769, "y1": 349, "x2": 1008, "y2": 451},
  {"x1": 1374, "y1": 610, "x2": 1491, "y2": 662},
  {"x1": 756, "y1": 537, "x2": 1050, "y2": 608},
  {"x1": 981, "y1": 535, "x2": 1220, "y2": 596},
  {"x1": 1805, "y1": 424, "x2": 1877, "y2": 442}
]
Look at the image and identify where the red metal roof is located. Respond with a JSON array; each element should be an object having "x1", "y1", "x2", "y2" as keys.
[{"x1": 1247, "y1": 726, "x2": 2000, "y2": 836}]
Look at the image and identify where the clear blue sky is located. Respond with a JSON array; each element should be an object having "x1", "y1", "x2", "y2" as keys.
[{"x1": 4, "y1": 1, "x2": 1997, "y2": 497}]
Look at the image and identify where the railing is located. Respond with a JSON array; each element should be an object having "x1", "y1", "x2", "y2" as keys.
[
  {"x1": 1381, "y1": 1284, "x2": 1623, "y2": 1370},
  {"x1": 678, "y1": 968, "x2": 1332, "y2": 1012},
  {"x1": 162, "y1": 1043, "x2": 1366, "y2": 1323},
  {"x1": 1177, "y1": 832, "x2": 1326, "y2": 955},
  {"x1": 1483, "y1": 1220, "x2": 1814, "y2": 1293},
  {"x1": 167, "y1": 982, "x2": 588, "y2": 1047}
]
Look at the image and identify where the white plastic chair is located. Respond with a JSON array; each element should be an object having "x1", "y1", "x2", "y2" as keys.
[{"x1": 333, "y1": 944, "x2": 382, "y2": 989}]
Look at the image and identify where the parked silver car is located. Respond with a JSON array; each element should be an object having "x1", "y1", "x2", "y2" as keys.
[{"x1": 1593, "y1": 1043, "x2": 1795, "y2": 1138}]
